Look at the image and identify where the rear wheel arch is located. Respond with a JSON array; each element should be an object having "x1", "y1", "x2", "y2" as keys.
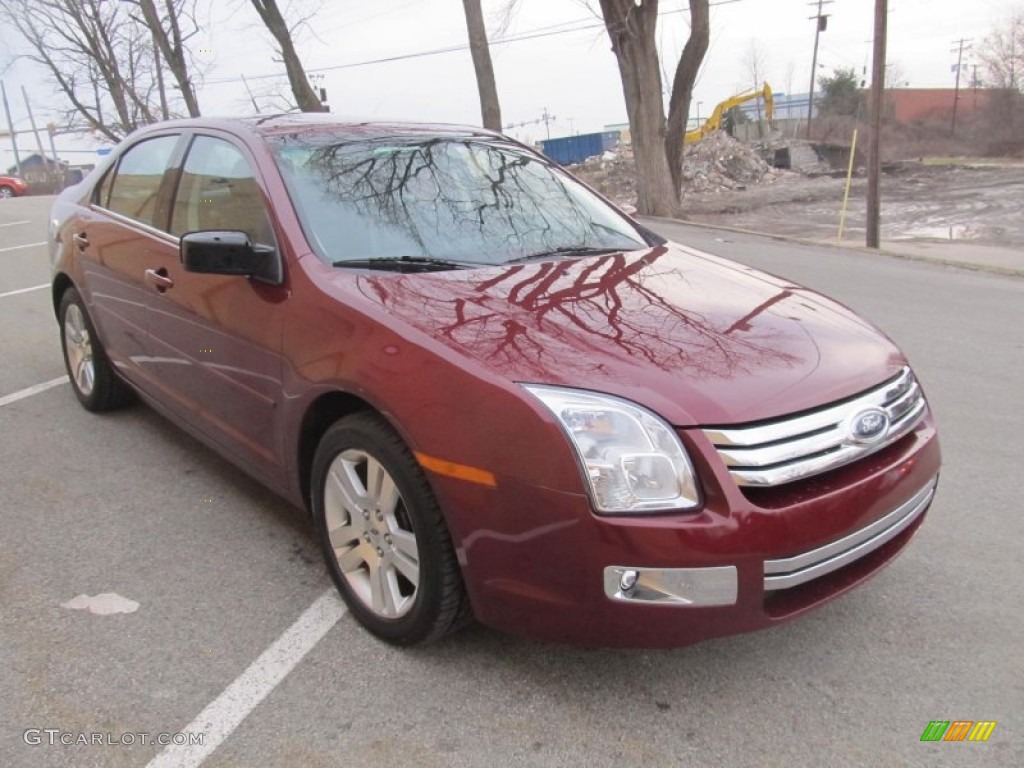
[{"x1": 52, "y1": 273, "x2": 75, "y2": 320}]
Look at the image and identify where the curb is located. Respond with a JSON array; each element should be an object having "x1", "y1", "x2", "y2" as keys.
[{"x1": 638, "y1": 215, "x2": 1024, "y2": 279}]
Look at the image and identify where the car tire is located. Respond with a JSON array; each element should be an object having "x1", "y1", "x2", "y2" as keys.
[
  {"x1": 0, "y1": 185, "x2": 14, "y2": 198},
  {"x1": 59, "y1": 287, "x2": 133, "y2": 411},
  {"x1": 312, "y1": 412, "x2": 472, "y2": 645}
]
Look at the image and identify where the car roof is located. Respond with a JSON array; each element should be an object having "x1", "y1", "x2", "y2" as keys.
[{"x1": 133, "y1": 114, "x2": 503, "y2": 144}]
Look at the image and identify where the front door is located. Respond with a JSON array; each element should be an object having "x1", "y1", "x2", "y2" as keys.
[{"x1": 143, "y1": 133, "x2": 290, "y2": 487}]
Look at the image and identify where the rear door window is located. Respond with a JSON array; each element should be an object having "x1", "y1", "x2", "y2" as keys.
[{"x1": 105, "y1": 135, "x2": 180, "y2": 228}]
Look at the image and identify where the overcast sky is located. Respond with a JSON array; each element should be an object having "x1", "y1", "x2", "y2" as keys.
[{"x1": 1, "y1": 0, "x2": 1018, "y2": 169}]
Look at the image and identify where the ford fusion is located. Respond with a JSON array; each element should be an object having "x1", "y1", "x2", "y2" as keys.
[{"x1": 50, "y1": 117, "x2": 940, "y2": 647}]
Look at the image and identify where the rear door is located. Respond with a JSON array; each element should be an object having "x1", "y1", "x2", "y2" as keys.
[
  {"x1": 76, "y1": 133, "x2": 183, "y2": 385},
  {"x1": 143, "y1": 132, "x2": 290, "y2": 486}
]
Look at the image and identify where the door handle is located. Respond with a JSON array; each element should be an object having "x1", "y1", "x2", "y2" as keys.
[
  {"x1": 73, "y1": 232, "x2": 89, "y2": 249},
  {"x1": 144, "y1": 268, "x2": 175, "y2": 292}
]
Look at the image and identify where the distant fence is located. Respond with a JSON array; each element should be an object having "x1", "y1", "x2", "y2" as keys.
[{"x1": 732, "y1": 119, "x2": 807, "y2": 142}]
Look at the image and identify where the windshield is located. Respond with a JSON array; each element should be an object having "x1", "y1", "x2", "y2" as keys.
[{"x1": 270, "y1": 135, "x2": 648, "y2": 267}]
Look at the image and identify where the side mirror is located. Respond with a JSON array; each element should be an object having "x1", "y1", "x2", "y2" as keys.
[
  {"x1": 619, "y1": 203, "x2": 638, "y2": 216},
  {"x1": 180, "y1": 230, "x2": 280, "y2": 284}
]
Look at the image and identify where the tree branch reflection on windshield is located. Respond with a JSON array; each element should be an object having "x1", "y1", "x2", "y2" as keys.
[{"x1": 275, "y1": 136, "x2": 647, "y2": 267}]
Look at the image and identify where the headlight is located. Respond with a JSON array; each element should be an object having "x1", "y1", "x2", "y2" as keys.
[{"x1": 523, "y1": 385, "x2": 700, "y2": 514}]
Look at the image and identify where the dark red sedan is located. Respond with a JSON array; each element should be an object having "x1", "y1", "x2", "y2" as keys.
[
  {"x1": 0, "y1": 174, "x2": 29, "y2": 198},
  {"x1": 50, "y1": 116, "x2": 940, "y2": 647}
]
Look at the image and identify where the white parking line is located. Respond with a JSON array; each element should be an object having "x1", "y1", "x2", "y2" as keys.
[
  {"x1": 0, "y1": 220, "x2": 30, "y2": 228},
  {"x1": 146, "y1": 589, "x2": 347, "y2": 768},
  {"x1": 0, "y1": 377, "x2": 67, "y2": 408},
  {"x1": 0, "y1": 283, "x2": 48, "y2": 299},
  {"x1": 0, "y1": 241, "x2": 46, "y2": 253}
]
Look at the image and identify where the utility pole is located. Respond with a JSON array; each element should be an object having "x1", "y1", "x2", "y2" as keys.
[
  {"x1": 241, "y1": 75, "x2": 261, "y2": 114},
  {"x1": 507, "y1": 108, "x2": 557, "y2": 139},
  {"x1": 540, "y1": 107, "x2": 555, "y2": 140},
  {"x1": 866, "y1": 0, "x2": 887, "y2": 249},
  {"x1": 1, "y1": 80, "x2": 22, "y2": 177},
  {"x1": 21, "y1": 86, "x2": 50, "y2": 186},
  {"x1": 950, "y1": 38, "x2": 972, "y2": 136},
  {"x1": 806, "y1": 0, "x2": 833, "y2": 140},
  {"x1": 153, "y1": 45, "x2": 170, "y2": 120},
  {"x1": 46, "y1": 123, "x2": 63, "y2": 184}
]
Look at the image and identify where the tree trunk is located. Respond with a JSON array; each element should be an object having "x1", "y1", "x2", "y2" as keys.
[
  {"x1": 137, "y1": 0, "x2": 200, "y2": 117},
  {"x1": 250, "y1": 0, "x2": 326, "y2": 112},
  {"x1": 461, "y1": 0, "x2": 502, "y2": 132},
  {"x1": 600, "y1": 0, "x2": 678, "y2": 217},
  {"x1": 665, "y1": 0, "x2": 709, "y2": 194}
]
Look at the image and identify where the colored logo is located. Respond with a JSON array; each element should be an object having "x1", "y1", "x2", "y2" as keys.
[
  {"x1": 849, "y1": 408, "x2": 889, "y2": 444},
  {"x1": 920, "y1": 721, "x2": 997, "y2": 742}
]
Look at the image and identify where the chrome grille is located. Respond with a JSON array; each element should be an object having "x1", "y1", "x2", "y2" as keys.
[{"x1": 703, "y1": 367, "x2": 927, "y2": 487}]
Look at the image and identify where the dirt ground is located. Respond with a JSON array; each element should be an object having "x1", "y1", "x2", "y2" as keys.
[
  {"x1": 569, "y1": 136, "x2": 1024, "y2": 249},
  {"x1": 680, "y1": 162, "x2": 1024, "y2": 248}
]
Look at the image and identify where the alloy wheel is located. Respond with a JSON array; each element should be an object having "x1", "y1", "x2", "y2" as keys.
[
  {"x1": 63, "y1": 303, "x2": 95, "y2": 396},
  {"x1": 323, "y1": 449, "x2": 420, "y2": 618}
]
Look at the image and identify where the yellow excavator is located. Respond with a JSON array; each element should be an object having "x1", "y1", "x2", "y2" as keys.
[{"x1": 685, "y1": 83, "x2": 774, "y2": 143}]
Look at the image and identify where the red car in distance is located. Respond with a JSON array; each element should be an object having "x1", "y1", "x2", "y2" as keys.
[
  {"x1": 49, "y1": 116, "x2": 940, "y2": 647},
  {"x1": 0, "y1": 174, "x2": 29, "y2": 198}
]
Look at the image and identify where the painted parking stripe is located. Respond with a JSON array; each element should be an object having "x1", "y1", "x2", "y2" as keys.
[
  {"x1": 0, "y1": 220, "x2": 30, "y2": 228},
  {"x1": 146, "y1": 589, "x2": 347, "y2": 768},
  {"x1": 0, "y1": 377, "x2": 67, "y2": 408},
  {"x1": 0, "y1": 283, "x2": 48, "y2": 299},
  {"x1": 0, "y1": 241, "x2": 46, "y2": 253}
]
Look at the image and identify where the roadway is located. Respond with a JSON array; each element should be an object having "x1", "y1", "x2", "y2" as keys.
[{"x1": 1, "y1": 195, "x2": 1020, "y2": 767}]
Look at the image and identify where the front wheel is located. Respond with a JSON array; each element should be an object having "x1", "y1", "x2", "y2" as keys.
[
  {"x1": 311, "y1": 413, "x2": 471, "y2": 645},
  {"x1": 0, "y1": 186, "x2": 14, "y2": 198}
]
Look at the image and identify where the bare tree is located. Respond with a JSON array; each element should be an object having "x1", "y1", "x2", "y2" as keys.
[
  {"x1": 978, "y1": 9, "x2": 1024, "y2": 142},
  {"x1": 461, "y1": 0, "x2": 502, "y2": 131},
  {"x1": 600, "y1": 0, "x2": 710, "y2": 216},
  {"x1": 249, "y1": 0, "x2": 326, "y2": 112},
  {"x1": 742, "y1": 38, "x2": 768, "y2": 121},
  {"x1": 979, "y1": 9, "x2": 1023, "y2": 91},
  {"x1": 884, "y1": 60, "x2": 907, "y2": 89},
  {"x1": 0, "y1": 0, "x2": 169, "y2": 141},
  {"x1": 131, "y1": 0, "x2": 202, "y2": 117}
]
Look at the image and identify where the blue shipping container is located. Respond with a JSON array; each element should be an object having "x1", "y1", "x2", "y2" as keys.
[{"x1": 540, "y1": 130, "x2": 620, "y2": 166}]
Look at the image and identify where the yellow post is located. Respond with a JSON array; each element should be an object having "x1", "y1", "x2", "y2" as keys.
[{"x1": 837, "y1": 128, "x2": 858, "y2": 244}]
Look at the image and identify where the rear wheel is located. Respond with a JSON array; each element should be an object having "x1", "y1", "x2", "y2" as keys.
[
  {"x1": 0, "y1": 186, "x2": 14, "y2": 198},
  {"x1": 312, "y1": 413, "x2": 471, "y2": 645},
  {"x1": 59, "y1": 288, "x2": 133, "y2": 411}
]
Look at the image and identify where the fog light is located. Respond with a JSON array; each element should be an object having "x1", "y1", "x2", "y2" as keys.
[{"x1": 619, "y1": 569, "x2": 639, "y2": 591}]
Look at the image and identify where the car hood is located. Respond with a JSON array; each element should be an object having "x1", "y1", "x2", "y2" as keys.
[{"x1": 349, "y1": 243, "x2": 906, "y2": 426}]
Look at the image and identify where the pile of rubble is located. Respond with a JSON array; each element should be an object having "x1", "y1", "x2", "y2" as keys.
[
  {"x1": 680, "y1": 130, "x2": 779, "y2": 193},
  {"x1": 568, "y1": 148, "x2": 637, "y2": 208},
  {"x1": 567, "y1": 130, "x2": 783, "y2": 207}
]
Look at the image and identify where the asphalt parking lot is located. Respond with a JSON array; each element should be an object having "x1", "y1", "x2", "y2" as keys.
[{"x1": 2, "y1": 194, "x2": 1021, "y2": 768}]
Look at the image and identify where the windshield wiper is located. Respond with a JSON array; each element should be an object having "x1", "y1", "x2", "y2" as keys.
[
  {"x1": 332, "y1": 255, "x2": 478, "y2": 272},
  {"x1": 506, "y1": 246, "x2": 626, "y2": 264}
]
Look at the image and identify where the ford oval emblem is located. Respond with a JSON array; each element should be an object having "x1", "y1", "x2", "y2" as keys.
[{"x1": 850, "y1": 408, "x2": 890, "y2": 444}]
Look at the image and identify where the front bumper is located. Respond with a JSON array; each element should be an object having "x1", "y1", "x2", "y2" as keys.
[
  {"x1": 601, "y1": 474, "x2": 936, "y2": 608},
  {"x1": 432, "y1": 412, "x2": 940, "y2": 648}
]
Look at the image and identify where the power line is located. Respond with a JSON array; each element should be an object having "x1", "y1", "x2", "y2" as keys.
[{"x1": 204, "y1": 0, "x2": 743, "y2": 87}]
